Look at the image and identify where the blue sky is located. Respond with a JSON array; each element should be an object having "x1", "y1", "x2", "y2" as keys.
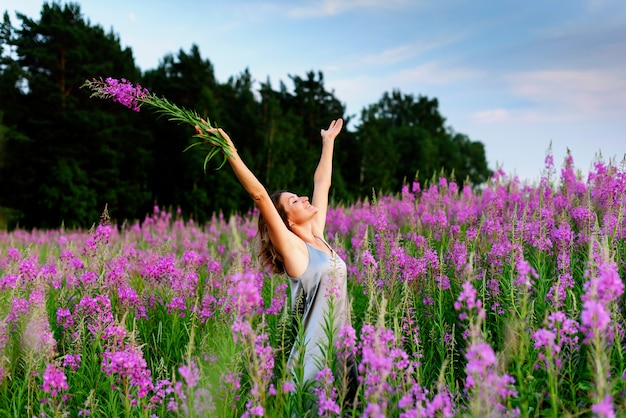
[{"x1": 2, "y1": 0, "x2": 625, "y2": 183}]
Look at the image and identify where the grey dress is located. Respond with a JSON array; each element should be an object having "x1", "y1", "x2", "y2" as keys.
[{"x1": 287, "y1": 236, "x2": 351, "y2": 384}]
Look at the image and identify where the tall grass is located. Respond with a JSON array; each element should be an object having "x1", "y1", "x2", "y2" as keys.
[{"x1": 0, "y1": 152, "x2": 625, "y2": 417}]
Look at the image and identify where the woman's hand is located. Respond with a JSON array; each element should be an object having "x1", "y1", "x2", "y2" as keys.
[
  {"x1": 195, "y1": 121, "x2": 237, "y2": 156},
  {"x1": 320, "y1": 118, "x2": 343, "y2": 143}
]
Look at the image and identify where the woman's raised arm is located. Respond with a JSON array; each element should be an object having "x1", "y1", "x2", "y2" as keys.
[
  {"x1": 311, "y1": 118, "x2": 343, "y2": 234},
  {"x1": 201, "y1": 127, "x2": 297, "y2": 256}
]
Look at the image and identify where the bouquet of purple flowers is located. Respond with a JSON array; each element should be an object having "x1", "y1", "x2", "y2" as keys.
[{"x1": 82, "y1": 77, "x2": 232, "y2": 170}]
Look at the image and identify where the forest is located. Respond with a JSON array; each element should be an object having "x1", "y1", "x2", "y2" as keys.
[{"x1": 0, "y1": 3, "x2": 492, "y2": 230}]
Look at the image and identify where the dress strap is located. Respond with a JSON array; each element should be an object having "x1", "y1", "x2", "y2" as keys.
[{"x1": 314, "y1": 235, "x2": 333, "y2": 252}]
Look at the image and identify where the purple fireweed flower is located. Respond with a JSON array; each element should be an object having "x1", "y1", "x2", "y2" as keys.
[
  {"x1": 62, "y1": 353, "x2": 82, "y2": 371},
  {"x1": 336, "y1": 323, "x2": 358, "y2": 360},
  {"x1": 436, "y1": 275, "x2": 451, "y2": 290},
  {"x1": 425, "y1": 389, "x2": 455, "y2": 418},
  {"x1": 594, "y1": 261, "x2": 624, "y2": 305},
  {"x1": 231, "y1": 318, "x2": 253, "y2": 343},
  {"x1": 0, "y1": 320, "x2": 8, "y2": 381},
  {"x1": 547, "y1": 311, "x2": 579, "y2": 346},
  {"x1": 242, "y1": 403, "x2": 264, "y2": 418},
  {"x1": 197, "y1": 294, "x2": 217, "y2": 323},
  {"x1": 101, "y1": 77, "x2": 149, "y2": 112},
  {"x1": 227, "y1": 272, "x2": 263, "y2": 316},
  {"x1": 464, "y1": 340, "x2": 518, "y2": 415},
  {"x1": 207, "y1": 259, "x2": 222, "y2": 275},
  {"x1": 101, "y1": 324, "x2": 128, "y2": 348},
  {"x1": 117, "y1": 285, "x2": 147, "y2": 319},
  {"x1": 591, "y1": 394, "x2": 615, "y2": 418},
  {"x1": 363, "y1": 402, "x2": 385, "y2": 418},
  {"x1": 140, "y1": 254, "x2": 180, "y2": 284},
  {"x1": 94, "y1": 223, "x2": 112, "y2": 244},
  {"x1": 18, "y1": 257, "x2": 38, "y2": 282},
  {"x1": 41, "y1": 363, "x2": 69, "y2": 397},
  {"x1": 251, "y1": 333, "x2": 274, "y2": 382},
  {"x1": 56, "y1": 308, "x2": 74, "y2": 330},
  {"x1": 579, "y1": 256, "x2": 623, "y2": 342},
  {"x1": 29, "y1": 288, "x2": 45, "y2": 305},
  {"x1": 358, "y1": 324, "x2": 410, "y2": 412},
  {"x1": 148, "y1": 379, "x2": 173, "y2": 408},
  {"x1": 581, "y1": 300, "x2": 611, "y2": 340},
  {"x1": 532, "y1": 329, "x2": 559, "y2": 368},
  {"x1": 0, "y1": 273, "x2": 18, "y2": 290},
  {"x1": 265, "y1": 282, "x2": 287, "y2": 315},
  {"x1": 282, "y1": 380, "x2": 295, "y2": 393},
  {"x1": 424, "y1": 248, "x2": 439, "y2": 269},
  {"x1": 6, "y1": 246, "x2": 21, "y2": 261},
  {"x1": 105, "y1": 256, "x2": 129, "y2": 288},
  {"x1": 397, "y1": 383, "x2": 428, "y2": 415},
  {"x1": 168, "y1": 382, "x2": 183, "y2": 412},
  {"x1": 76, "y1": 294, "x2": 114, "y2": 335},
  {"x1": 79, "y1": 271, "x2": 98, "y2": 287},
  {"x1": 515, "y1": 258, "x2": 538, "y2": 289},
  {"x1": 221, "y1": 371, "x2": 242, "y2": 393},
  {"x1": 167, "y1": 296, "x2": 187, "y2": 317},
  {"x1": 487, "y1": 240, "x2": 512, "y2": 269},
  {"x1": 6, "y1": 297, "x2": 30, "y2": 323},
  {"x1": 449, "y1": 241, "x2": 468, "y2": 274},
  {"x1": 102, "y1": 347, "x2": 154, "y2": 399},
  {"x1": 551, "y1": 221, "x2": 574, "y2": 247},
  {"x1": 454, "y1": 281, "x2": 484, "y2": 321},
  {"x1": 182, "y1": 250, "x2": 203, "y2": 268},
  {"x1": 315, "y1": 367, "x2": 341, "y2": 417},
  {"x1": 171, "y1": 270, "x2": 199, "y2": 297},
  {"x1": 465, "y1": 342, "x2": 497, "y2": 387},
  {"x1": 41, "y1": 263, "x2": 61, "y2": 289},
  {"x1": 532, "y1": 328, "x2": 557, "y2": 351},
  {"x1": 533, "y1": 311, "x2": 580, "y2": 371},
  {"x1": 60, "y1": 250, "x2": 85, "y2": 272},
  {"x1": 178, "y1": 360, "x2": 200, "y2": 389},
  {"x1": 546, "y1": 278, "x2": 575, "y2": 310}
]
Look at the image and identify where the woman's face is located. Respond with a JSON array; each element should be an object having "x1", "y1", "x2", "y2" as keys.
[{"x1": 279, "y1": 192, "x2": 318, "y2": 227}]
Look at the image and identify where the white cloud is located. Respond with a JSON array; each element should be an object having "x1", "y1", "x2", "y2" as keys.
[
  {"x1": 506, "y1": 69, "x2": 626, "y2": 117},
  {"x1": 128, "y1": 12, "x2": 136, "y2": 22},
  {"x1": 471, "y1": 68, "x2": 626, "y2": 125},
  {"x1": 397, "y1": 62, "x2": 481, "y2": 85},
  {"x1": 329, "y1": 62, "x2": 480, "y2": 118},
  {"x1": 471, "y1": 109, "x2": 509, "y2": 124},
  {"x1": 357, "y1": 35, "x2": 461, "y2": 67},
  {"x1": 329, "y1": 74, "x2": 385, "y2": 115}
]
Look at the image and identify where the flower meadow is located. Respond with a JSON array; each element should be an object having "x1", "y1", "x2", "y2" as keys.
[{"x1": 1, "y1": 153, "x2": 625, "y2": 418}]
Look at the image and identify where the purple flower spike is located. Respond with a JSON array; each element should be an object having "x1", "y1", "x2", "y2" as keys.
[
  {"x1": 41, "y1": 363, "x2": 69, "y2": 397},
  {"x1": 179, "y1": 360, "x2": 200, "y2": 389},
  {"x1": 101, "y1": 78, "x2": 149, "y2": 112}
]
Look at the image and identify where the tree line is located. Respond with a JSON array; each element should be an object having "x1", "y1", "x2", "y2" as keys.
[{"x1": 0, "y1": 3, "x2": 492, "y2": 230}]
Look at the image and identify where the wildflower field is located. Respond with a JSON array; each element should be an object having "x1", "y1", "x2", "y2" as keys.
[{"x1": 0, "y1": 154, "x2": 625, "y2": 418}]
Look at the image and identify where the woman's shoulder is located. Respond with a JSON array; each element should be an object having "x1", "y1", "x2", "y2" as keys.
[{"x1": 282, "y1": 238, "x2": 311, "y2": 279}]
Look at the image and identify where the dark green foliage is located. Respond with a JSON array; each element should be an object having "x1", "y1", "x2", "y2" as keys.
[
  {"x1": 357, "y1": 90, "x2": 493, "y2": 196},
  {"x1": 0, "y1": 3, "x2": 493, "y2": 229},
  {"x1": 0, "y1": 3, "x2": 148, "y2": 228}
]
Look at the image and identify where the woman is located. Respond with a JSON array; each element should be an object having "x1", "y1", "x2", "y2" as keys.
[{"x1": 200, "y1": 119, "x2": 353, "y2": 386}]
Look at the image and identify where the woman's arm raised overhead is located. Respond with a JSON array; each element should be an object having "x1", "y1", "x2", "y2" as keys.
[
  {"x1": 199, "y1": 126, "x2": 300, "y2": 257},
  {"x1": 311, "y1": 118, "x2": 343, "y2": 235}
]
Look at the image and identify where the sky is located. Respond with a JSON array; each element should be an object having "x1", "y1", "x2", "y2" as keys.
[{"x1": 2, "y1": 0, "x2": 625, "y2": 183}]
